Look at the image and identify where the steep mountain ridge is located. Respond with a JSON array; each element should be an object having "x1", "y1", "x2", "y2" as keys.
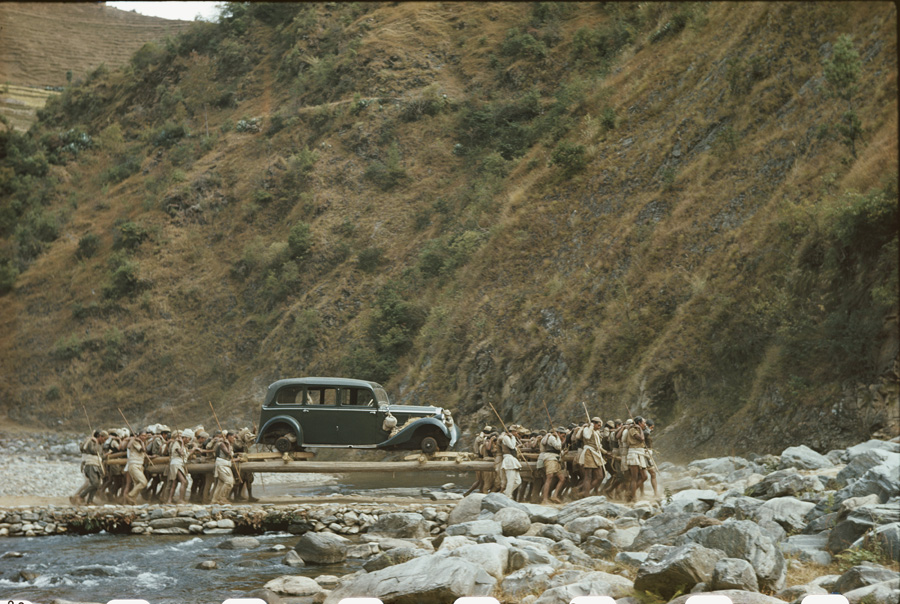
[{"x1": 0, "y1": 2, "x2": 896, "y2": 459}]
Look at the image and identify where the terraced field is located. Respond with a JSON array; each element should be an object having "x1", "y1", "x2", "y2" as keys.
[{"x1": 0, "y1": 2, "x2": 193, "y2": 129}]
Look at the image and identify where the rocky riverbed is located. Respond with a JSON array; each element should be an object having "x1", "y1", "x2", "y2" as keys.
[{"x1": 2, "y1": 433, "x2": 899, "y2": 604}]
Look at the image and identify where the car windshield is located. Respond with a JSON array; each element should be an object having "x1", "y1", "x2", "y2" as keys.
[{"x1": 374, "y1": 387, "x2": 390, "y2": 405}]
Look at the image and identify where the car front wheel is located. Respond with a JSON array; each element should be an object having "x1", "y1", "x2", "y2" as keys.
[{"x1": 420, "y1": 436, "x2": 438, "y2": 454}]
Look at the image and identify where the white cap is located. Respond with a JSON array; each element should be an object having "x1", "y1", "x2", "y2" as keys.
[{"x1": 181, "y1": 428, "x2": 194, "y2": 439}]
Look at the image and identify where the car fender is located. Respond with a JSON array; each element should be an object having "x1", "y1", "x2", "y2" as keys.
[
  {"x1": 377, "y1": 417, "x2": 449, "y2": 448},
  {"x1": 257, "y1": 415, "x2": 304, "y2": 445}
]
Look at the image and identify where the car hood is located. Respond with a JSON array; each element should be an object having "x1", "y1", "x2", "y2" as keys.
[{"x1": 386, "y1": 404, "x2": 443, "y2": 416}]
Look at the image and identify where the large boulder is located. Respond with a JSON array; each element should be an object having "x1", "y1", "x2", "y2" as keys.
[
  {"x1": 507, "y1": 543, "x2": 561, "y2": 571},
  {"x1": 634, "y1": 542, "x2": 722, "y2": 598},
  {"x1": 779, "y1": 444, "x2": 833, "y2": 471},
  {"x1": 557, "y1": 496, "x2": 630, "y2": 525},
  {"x1": 843, "y1": 579, "x2": 900, "y2": 604},
  {"x1": 780, "y1": 533, "x2": 832, "y2": 565},
  {"x1": 608, "y1": 526, "x2": 640, "y2": 550},
  {"x1": 711, "y1": 557, "x2": 759, "y2": 591},
  {"x1": 836, "y1": 464, "x2": 900, "y2": 503},
  {"x1": 564, "y1": 515, "x2": 615, "y2": 540},
  {"x1": 323, "y1": 554, "x2": 496, "y2": 604},
  {"x1": 532, "y1": 570, "x2": 634, "y2": 604},
  {"x1": 481, "y1": 492, "x2": 530, "y2": 514},
  {"x1": 851, "y1": 522, "x2": 900, "y2": 562},
  {"x1": 443, "y1": 542, "x2": 509, "y2": 580},
  {"x1": 834, "y1": 565, "x2": 900, "y2": 593},
  {"x1": 362, "y1": 547, "x2": 427, "y2": 572},
  {"x1": 688, "y1": 456, "x2": 756, "y2": 476},
  {"x1": 630, "y1": 512, "x2": 703, "y2": 551},
  {"x1": 666, "y1": 590, "x2": 792, "y2": 604},
  {"x1": 755, "y1": 496, "x2": 816, "y2": 533},
  {"x1": 663, "y1": 489, "x2": 719, "y2": 514},
  {"x1": 369, "y1": 512, "x2": 430, "y2": 539},
  {"x1": 746, "y1": 468, "x2": 820, "y2": 500},
  {"x1": 493, "y1": 507, "x2": 531, "y2": 536},
  {"x1": 444, "y1": 518, "x2": 502, "y2": 538},
  {"x1": 500, "y1": 563, "x2": 559, "y2": 598},
  {"x1": 217, "y1": 536, "x2": 260, "y2": 550},
  {"x1": 264, "y1": 575, "x2": 325, "y2": 597},
  {"x1": 678, "y1": 519, "x2": 787, "y2": 591},
  {"x1": 293, "y1": 531, "x2": 350, "y2": 564},
  {"x1": 549, "y1": 539, "x2": 595, "y2": 567},
  {"x1": 827, "y1": 502, "x2": 900, "y2": 553},
  {"x1": 836, "y1": 448, "x2": 899, "y2": 487},
  {"x1": 845, "y1": 439, "x2": 900, "y2": 457},
  {"x1": 447, "y1": 493, "x2": 485, "y2": 525}
]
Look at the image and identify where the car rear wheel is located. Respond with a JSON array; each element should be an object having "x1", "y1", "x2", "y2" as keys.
[
  {"x1": 420, "y1": 436, "x2": 438, "y2": 454},
  {"x1": 275, "y1": 434, "x2": 296, "y2": 452}
]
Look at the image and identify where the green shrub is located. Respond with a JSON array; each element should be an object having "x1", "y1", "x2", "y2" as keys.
[
  {"x1": 399, "y1": 84, "x2": 450, "y2": 122},
  {"x1": 253, "y1": 189, "x2": 274, "y2": 204},
  {"x1": 102, "y1": 255, "x2": 142, "y2": 299},
  {"x1": 357, "y1": 247, "x2": 383, "y2": 273},
  {"x1": 0, "y1": 261, "x2": 18, "y2": 294},
  {"x1": 288, "y1": 222, "x2": 313, "y2": 258},
  {"x1": 285, "y1": 147, "x2": 319, "y2": 186},
  {"x1": 601, "y1": 107, "x2": 617, "y2": 130},
  {"x1": 480, "y1": 152, "x2": 511, "y2": 177},
  {"x1": 113, "y1": 222, "x2": 148, "y2": 251},
  {"x1": 75, "y1": 233, "x2": 101, "y2": 259},
  {"x1": 550, "y1": 141, "x2": 588, "y2": 175},
  {"x1": 499, "y1": 28, "x2": 548, "y2": 59},
  {"x1": 100, "y1": 152, "x2": 142, "y2": 185},
  {"x1": 53, "y1": 334, "x2": 83, "y2": 360},
  {"x1": 151, "y1": 123, "x2": 189, "y2": 148},
  {"x1": 102, "y1": 327, "x2": 123, "y2": 371},
  {"x1": 365, "y1": 143, "x2": 406, "y2": 190},
  {"x1": 457, "y1": 91, "x2": 542, "y2": 159}
]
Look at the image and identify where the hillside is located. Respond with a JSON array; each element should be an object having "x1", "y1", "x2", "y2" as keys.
[
  {"x1": 0, "y1": 2, "x2": 896, "y2": 459},
  {"x1": 0, "y1": 2, "x2": 192, "y2": 130}
]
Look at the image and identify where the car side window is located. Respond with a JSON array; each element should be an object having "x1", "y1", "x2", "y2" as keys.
[
  {"x1": 344, "y1": 388, "x2": 375, "y2": 406},
  {"x1": 306, "y1": 388, "x2": 338, "y2": 406},
  {"x1": 275, "y1": 386, "x2": 302, "y2": 405}
]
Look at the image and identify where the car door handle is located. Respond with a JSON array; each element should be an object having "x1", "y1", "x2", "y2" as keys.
[
  {"x1": 302, "y1": 409, "x2": 309, "y2": 413},
  {"x1": 369, "y1": 411, "x2": 377, "y2": 415}
]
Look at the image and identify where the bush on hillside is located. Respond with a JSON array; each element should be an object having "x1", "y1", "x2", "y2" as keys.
[
  {"x1": 75, "y1": 233, "x2": 101, "y2": 259},
  {"x1": 100, "y1": 152, "x2": 142, "y2": 185},
  {"x1": 365, "y1": 143, "x2": 406, "y2": 190},
  {"x1": 113, "y1": 222, "x2": 148, "y2": 251},
  {"x1": 500, "y1": 28, "x2": 549, "y2": 60},
  {"x1": 288, "y1": 222, "x2": 312, "y2": 259},
  {"x1": 550, "y1": 141, "x2": 588, "y2": 175},
  {"x1": 102, "y1": 254, "x2": 142, "y2": 299},
  {"x1": 0, "y1": 261, "x2": 18, "y2": 295},
  {"x1": 356, "y1": 247, "x2": 383, "y2": 273}
]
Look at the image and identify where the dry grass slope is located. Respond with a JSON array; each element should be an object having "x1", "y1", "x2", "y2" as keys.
[{"x1": 0, "y1": 2, "x2": 896, "y2": 458}]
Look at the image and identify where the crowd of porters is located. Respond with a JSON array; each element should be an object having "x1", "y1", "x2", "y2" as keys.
[
  {"x1": 465, "y1": 416, "x2": 659, "y2": 505},
  {"x1": 70, "y1": 424, "x2": 258, "y2": 506},
  {"x1": 69, "y1": 415, "x2": 658, "y2": 507}
]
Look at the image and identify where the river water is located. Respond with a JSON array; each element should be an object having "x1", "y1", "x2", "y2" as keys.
[{"x1": 1, "y1": 470, "x2": 475, "y2": 604}]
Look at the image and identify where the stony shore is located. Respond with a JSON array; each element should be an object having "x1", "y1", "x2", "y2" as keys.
[{"x1": 2, "y1": 431, "x2": 898, "y2": 604}]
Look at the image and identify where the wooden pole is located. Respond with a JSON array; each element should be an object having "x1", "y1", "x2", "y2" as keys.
[{"x1": 487, "y1": 401, "x2": 526, "y2": 462}]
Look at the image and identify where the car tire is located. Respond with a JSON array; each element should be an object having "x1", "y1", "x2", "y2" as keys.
[
  {"x1": 275, "y1": 435, "x2": 294, "y2": 453},
  {"x1": 420, "y1": 436, "x2": 438, "y2": 454}
]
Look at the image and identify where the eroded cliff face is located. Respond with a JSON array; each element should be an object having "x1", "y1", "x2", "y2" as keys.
[{"x1": 0, "y1": 2, "x2": 896, "y2": 457}]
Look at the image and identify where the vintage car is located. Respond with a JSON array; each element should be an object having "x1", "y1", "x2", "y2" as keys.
[{"x1": 256, "y1": 377, "x2": 460, "y2": 453}]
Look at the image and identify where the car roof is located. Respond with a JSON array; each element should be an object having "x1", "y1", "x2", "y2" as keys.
[{"x1": 268, "y1": 377, "x2": 384, "y2": 389}]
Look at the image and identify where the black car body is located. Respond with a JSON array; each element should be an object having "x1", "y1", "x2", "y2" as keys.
[{"x1": 256, "y1": 377, "x2": 460, "y2": 453}]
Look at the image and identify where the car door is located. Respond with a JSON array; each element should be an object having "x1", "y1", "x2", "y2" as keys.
[
  {"x1": 334, "y1": 386, "x2": 388, "y2": 445},
  {"x1": 297, "y1": 386, "x2": 342, "y2": 444}
]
